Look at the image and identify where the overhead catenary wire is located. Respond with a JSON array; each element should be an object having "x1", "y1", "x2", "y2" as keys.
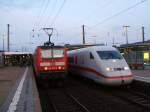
[
  {"x1": 43, "y1": 0, "x2": 58, "y2": 27},
  {"x1": 37, "y1": 0, "x2": 52, "y2": 29},
  {"x1": 90, "y1": 0, "x2": 148, "y2": 29},
  {"x1": 33, "y1": 0, "x2": 47, "y2": 29},
  {"x1": 50, "y1": 0, "x2": 67, "y2": 27},
  {"x1": 77, "y1": 0, "x2": 115, "y2": 24},
  {"x1": 59, "y1": 0, "x2": 114, "y2": 38},
  {"x1": 33, "y1": 0, "x2": 51, "y2": 30}
]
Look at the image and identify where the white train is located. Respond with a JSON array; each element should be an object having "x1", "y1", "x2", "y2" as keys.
[{"x1": 68, "y1": 46, "x2": 133, "y2": 86}]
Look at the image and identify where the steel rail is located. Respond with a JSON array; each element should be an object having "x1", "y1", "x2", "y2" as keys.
[
  {"x1": 64, "y1": 92, "x2": 91, "y2": 112},
  {"x1": 110, "y1": 89, "x2": 150, "y2": 110}
]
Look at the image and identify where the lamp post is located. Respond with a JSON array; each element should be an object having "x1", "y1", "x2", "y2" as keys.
[
  {"x1": 123, "y1": 25, "x2": 130, "y2": 45},
  {"x1": 1, "y1": 34, "x2": 6, "y2": 51},
  {"x1": 3, "y1": 36, "x2": 4, "y2": 51}
]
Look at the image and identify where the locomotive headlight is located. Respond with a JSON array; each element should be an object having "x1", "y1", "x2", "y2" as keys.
[
  {"x1": 58, "y1": 66, "x2": 61, "y2": 70},
  {"x1": 44, "y1": 67, "x2": 48, "y2": 70},
  {"x1": 124, "y1": 67, "x2": 129, "y2": 70},
  {"x1": 106, "y1": 67, "x2": 114, "y2": 71}
]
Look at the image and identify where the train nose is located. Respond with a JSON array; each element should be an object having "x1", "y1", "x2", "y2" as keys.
[{"x1": 120, "y1": 70, "x2": 133, "y2": 85}]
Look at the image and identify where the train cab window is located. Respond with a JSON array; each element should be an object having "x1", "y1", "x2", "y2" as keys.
[
  {"x1": 40, "y1": 50, "x2": 52, "y2": 58},
  {"x1": 41, "y1": 49, "x2": 64, "y2": 58},
  {"x1": 97, "y1": 51, "x2": 123, "y2": 60},
  {"x1": 68, "y1": 57, "x2": 74, "y2": 63},
  {"x1": 90, "y1": 52, "x2": 94, "y2": 59},
  {"x1": 53, "y1": 49, "x2": 64, "y2": 58}
]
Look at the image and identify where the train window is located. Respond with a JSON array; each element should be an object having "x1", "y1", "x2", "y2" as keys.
[
  {"x1": 53, "y1": 49, "x2": 64, "y2": 58},
  {"x1": 75, "y1": 56, "x2": 77, "y2": 64},
  {"x1": 40, "y1": 50, "x2": 52, "y2": 58},
  {"x1": 90, "y1": 52, "x2": 94, "y2": 59},
  {"x1": 80, "y1": 55, "x2": 84, "y2": 64},
  {"x1": 68, "y1": 57, "x2": 74, "y2": 63},
  {"x1": 97, "y1": 51, "x2": 123, "y2": 60}
]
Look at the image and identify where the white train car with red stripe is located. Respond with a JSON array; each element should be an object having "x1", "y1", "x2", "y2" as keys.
[{"x1": 68, "y1": 46, "x2": 133, "y2": 86}]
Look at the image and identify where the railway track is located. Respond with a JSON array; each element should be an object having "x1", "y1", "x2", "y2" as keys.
[
  {"x1": 47, "y1": 89, "x2": 90, "y2": 112},
  {"x1": 37, "y1": 77, "x2": 150, "y2": 112},
  {"x1": 68, "y1": 77, "x2": 150, "y2": 112},
  {"x1": 38, "y1": 82, "x2": 90, "y2": 112},
  {"x1": 110, "y1": 88, "x2": 150, "y2": 110},
  {"x1": 64, "y1": 77, "x2": 147, "y2": 112},
  {"x1": 130, "y1": 81, "x2": 150, "y2": 97}
]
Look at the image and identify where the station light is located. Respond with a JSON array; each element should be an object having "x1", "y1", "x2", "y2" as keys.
[{"x1": 144, "y1": 52, "x2": 149, "y2": 61}]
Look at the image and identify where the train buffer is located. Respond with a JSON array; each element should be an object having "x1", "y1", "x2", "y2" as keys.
[{"x1": 0, "y1": 67, "x2": 42, "y2": 112}]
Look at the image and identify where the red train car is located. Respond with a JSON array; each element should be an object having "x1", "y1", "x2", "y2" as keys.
[{"x1": 34, "y1": 45, "x2": 68, "y2": 80}]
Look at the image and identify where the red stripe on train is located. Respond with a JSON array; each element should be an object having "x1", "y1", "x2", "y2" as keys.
[{"x1": 69, "y1": 64, "x2": 133, "y2": 79}]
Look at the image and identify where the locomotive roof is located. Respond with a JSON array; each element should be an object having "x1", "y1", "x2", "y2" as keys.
[
  {"x1": 4, "y1": 51, "x2": 32, "y2": 55},
  {"x1": 37, "y1": 45, "x2": 65, "y2": 49},
  {"x1": 65, "y1": 44, "x2": 104, "y2": 50},
  {"x1": 78, "y1": 46, "x2": 117, "y2": 51},
  {"x1": 89, "y1": 46, "x2": 117, "y2": 51},
  {"x1": 68, "y1": 46, "x2": 118, "y2": 54}
]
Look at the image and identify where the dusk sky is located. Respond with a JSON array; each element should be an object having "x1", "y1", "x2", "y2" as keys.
[{"x1": 0, "y1": 0, "x2": 150, "y2": 52}]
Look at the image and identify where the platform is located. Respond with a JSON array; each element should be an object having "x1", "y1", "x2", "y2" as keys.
[
  {"x1": 0, "y1": 67, "x2": 42, "y2": 112},
  {"x1": 132, "y1": 69, "x2": 150, "y2": 83}
]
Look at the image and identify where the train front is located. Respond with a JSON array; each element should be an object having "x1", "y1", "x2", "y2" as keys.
[
  {"x1": 96, "y1": 49, "x2": 133, "y2": 86},
  {"x1": 35, "y1": 46, "x2": 68, "y2": 80}
]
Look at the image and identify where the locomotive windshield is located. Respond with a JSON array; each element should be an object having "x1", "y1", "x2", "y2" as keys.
[
  {"x1": 40, "y1": 49, "x2": 64, "y2": 58},
  {"x1": 41, "y1": 50, "x2": 52, "y2": 58},
  {"x1": 97, "y1": 51, "x2": 123, "y2": 60},
  {"x1": 53, "y1": 49, "x2": 64, "y2": 58}
]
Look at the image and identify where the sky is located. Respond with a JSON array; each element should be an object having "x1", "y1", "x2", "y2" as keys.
[{"x1": 0, "y1": 0, "x2": 150, "y2": 52}]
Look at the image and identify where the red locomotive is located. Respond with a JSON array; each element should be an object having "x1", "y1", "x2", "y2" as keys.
[{"x1": 34, "y1": 45, "x2": 68, "y2": 80}]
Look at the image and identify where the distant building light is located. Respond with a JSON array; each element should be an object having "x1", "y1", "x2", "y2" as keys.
[{"x1": 144, "y1": 52, "x2": 149, "y2": 61}]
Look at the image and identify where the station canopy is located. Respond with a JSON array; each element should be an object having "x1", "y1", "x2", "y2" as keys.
[
  {"x1": 3, "y1": 51, "x2": 32, "y2": 55},
  {"x1": 65, "y1": 43, "x2": 104, "y2": 50}
]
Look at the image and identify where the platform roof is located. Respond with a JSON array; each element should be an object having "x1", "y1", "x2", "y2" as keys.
[
  {"x1": 3, "y1": 51, "x2": 32, "y2": 55},
  {"x1": 120, "y1": 41, "x2": 150, "y2": 48},
  {"x1": 65, "y1": 43, "x2": 104, "y2": 50}
]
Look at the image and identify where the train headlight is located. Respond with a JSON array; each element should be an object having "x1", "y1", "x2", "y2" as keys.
[
  {"x1": 106, "y1": 67, "x2": 114, "y2": 71},
  {"x1": 58, "y1": 66, "x2": 61, "y2": 70},
  {"x1": 124, "y1": 67, "x2": 129, "y2": 70},
  {"x1": 44, "y1": 67, "x2": 48, "y2": 70}
]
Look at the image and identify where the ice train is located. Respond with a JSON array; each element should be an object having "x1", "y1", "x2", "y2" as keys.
[{"x1": 68, "y1": 46, "x2": 133, "y2": 86}]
